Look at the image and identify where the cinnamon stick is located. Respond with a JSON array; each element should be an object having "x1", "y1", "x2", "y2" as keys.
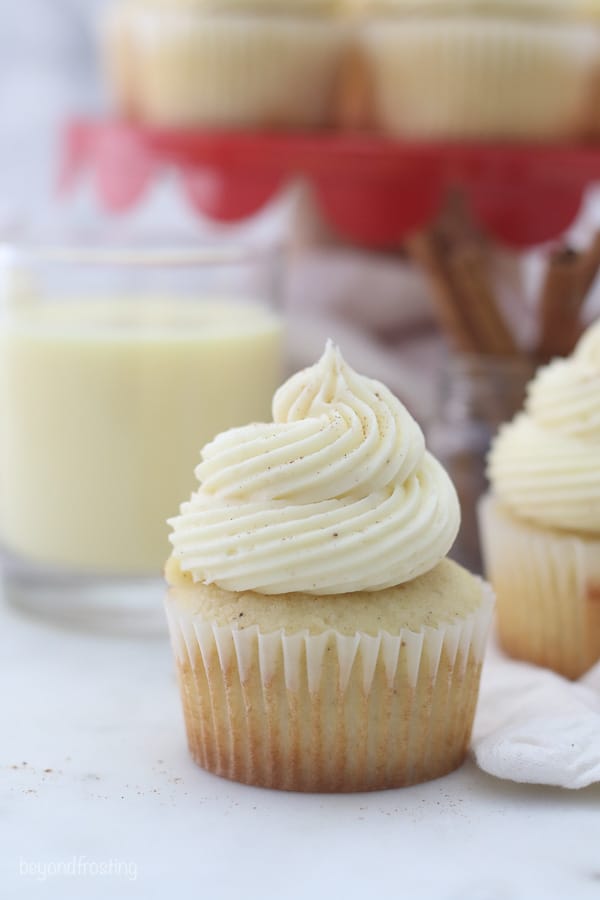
[
  {"x1": 435, "y1": 188, "x2": 481, "y2": 248},
  {"x1": 577, "y1": 230, "x2": 600, "y2": 302},
  {"x1": 448, "y1": 244, "x2": 519, "y2": 357},
  {"x1": 537, "y1": 247, "x2": 582, "y2": 362},
  {"x1": 406, "y1": 230, "x2": 478, "y2": 353}
]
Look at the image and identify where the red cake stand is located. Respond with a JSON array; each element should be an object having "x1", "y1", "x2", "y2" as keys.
[{"x1": 60, "y1": 120, "x2": 600, "y2": 249}]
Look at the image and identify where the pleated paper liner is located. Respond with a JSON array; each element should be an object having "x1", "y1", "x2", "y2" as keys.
[
  {"x1": 360, "y1": 18, "x2": 600, "y2": 140},
  {"x1": 105, "y1": 6, "x2": 348, "y2": 128},
  {"x1": 165, "y1": 583, "x2": 494, "y2": 792},
  {"x1": 479, "y1": 494, "x2": 600, "y2": 679}
]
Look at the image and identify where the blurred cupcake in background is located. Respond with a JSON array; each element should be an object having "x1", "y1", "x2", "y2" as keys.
[
  {"x1": 103, "y1": 0, "x2": 349, "y2": 128},
  {"x1": 165, "y1": 342, "x2": 494, "y2": 792},
  {"x1": 479, "y1": 319, "x2": 600, "y2": 679},
  {"x1": 356, "y1": 0, "x2": 600, "y2": 140},
  {"x1": 575, "y1": 0, "x2": 600, "y2": 139}
]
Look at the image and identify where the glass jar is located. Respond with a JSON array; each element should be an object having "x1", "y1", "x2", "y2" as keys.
[
  {"x1": 427, "y1": 353, "x2": 534, "y2": 575},
  {"x1": 0, "y1": 239, "x2": 283, "y2": 634}
]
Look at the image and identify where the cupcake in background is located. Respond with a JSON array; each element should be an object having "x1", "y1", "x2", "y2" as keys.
[
  {"x1": 575, "y1": 0, "x2": 600, "y2": 139},
  {"x1": 357, "y1": 0, "x2": 600, "y2": 140},
  {"x1": 102, "y1": 0, "x2": 349, "y2": 128},
  {"x1": 480, "y1": 319, "x2": 600, "y2": 679},
  {"x1": 165, "y1": 341, "x2": 493, "y2": 792}
]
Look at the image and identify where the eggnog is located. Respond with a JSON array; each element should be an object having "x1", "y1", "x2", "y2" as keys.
[{"x1": 0, "y1": 297, "x2": 282, "y2": 574}]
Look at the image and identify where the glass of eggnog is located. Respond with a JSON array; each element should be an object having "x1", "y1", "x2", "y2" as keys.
[{"x1": 0, "y1": 240, "x2": 283, "y2": 633}]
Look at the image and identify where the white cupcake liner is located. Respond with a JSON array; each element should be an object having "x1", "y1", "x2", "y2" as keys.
[
  {"x1": 479, "y1": 494, "x2": 600, "y2": 679},
  {"x1": 165, "y1": 582, "x2": 494, "y2": 791},
  {"x1": 361, "y1": 17, "x2": 600, "y2": 140},
  {"x1": 105, "y1": 6, "x2": 349, "y2": 128}
]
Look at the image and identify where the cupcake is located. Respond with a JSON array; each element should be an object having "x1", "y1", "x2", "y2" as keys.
[
  {"x1": 165, "y1": 342, "x2": 494, "y2": 792},
  {"x1": 102, "y1": 0, "x2": 349, "y2": 128},
  {"x1": 357, "y1": 0, "x2": 600, "y2": 140},
  {"x1": 480, "y1": 319, "x2": 600, "y2": 680},
  {"x1": 575, "y1": 1, "x2": 600, "y2": 139}
]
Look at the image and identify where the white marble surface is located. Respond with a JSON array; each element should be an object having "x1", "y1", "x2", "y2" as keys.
[{"x1": 1, "y1": 600, "x2": 600, "y2": 900}]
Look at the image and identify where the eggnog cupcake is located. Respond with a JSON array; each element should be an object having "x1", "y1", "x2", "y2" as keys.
[
  {"x1": 480, "y1": 319, "x2": 600, "y2": 679},
  {"x1": 103, "y1": 0, "x2": 348, "y2": 128},
  {"x1": 575, "y1": 0, "x2": 600, "y2": 138},
  {"x1": 357, "y1": 0, "x2": 600, "y2": 140},
  {"x1": 165, "y1": 342, "x2": 493, "y2": 792}
]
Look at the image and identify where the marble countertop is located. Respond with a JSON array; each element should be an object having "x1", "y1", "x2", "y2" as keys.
[{"x1": 2, "y1": 600, "x2": 599, "y2": 900}]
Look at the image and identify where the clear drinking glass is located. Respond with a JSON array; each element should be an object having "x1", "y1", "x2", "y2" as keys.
[
  {"x1": 428, "y1": 353, "x2": 534, "y2": 575},
  {"x1": 0, "y1": 240, "x2": 283, "y2": 634}
]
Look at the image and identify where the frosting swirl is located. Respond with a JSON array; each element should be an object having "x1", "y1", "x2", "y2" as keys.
[
  {"x1": 488, "y1": 319, "x2": 600, "y2": 534},
  {"x1": 169, "y1": 342, "x2": 460, "y2": 594}
]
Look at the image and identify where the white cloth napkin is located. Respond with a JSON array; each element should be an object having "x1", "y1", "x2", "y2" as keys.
[{"x1": 472, "y1": 632, "x2": 600, "y2": 789}]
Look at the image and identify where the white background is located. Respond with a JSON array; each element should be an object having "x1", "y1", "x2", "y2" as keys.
[{"x1": 0, "y1": 0, "x2": 108, "y2": 221}]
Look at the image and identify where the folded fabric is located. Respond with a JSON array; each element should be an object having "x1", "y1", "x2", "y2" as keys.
[{"x1": 472, "y1": 632, "x2": 600, "y2": 789}]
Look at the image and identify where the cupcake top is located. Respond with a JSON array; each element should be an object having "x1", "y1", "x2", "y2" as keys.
[
  {"x1": 355, "y1": 0, "x2": 592, "y2": 19},
  {"x1": 488, "y1": 319, "x2": 600, "y2": 535},
  {"x1": 169, "y1": 342, "x2": 460, "y2": 595},
  {"x1": 122, "y1": 0, "x2": 338, "y2": 16}
]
